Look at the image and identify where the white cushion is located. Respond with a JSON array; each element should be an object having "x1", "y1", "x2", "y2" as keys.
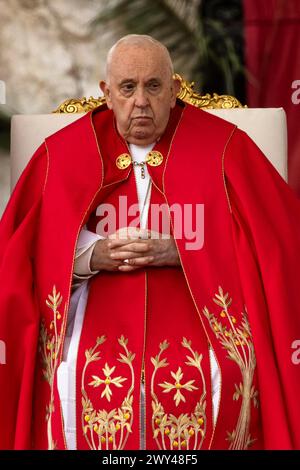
[{"x1": 10, "y1": 108, "x2": 287, "y2": 189}]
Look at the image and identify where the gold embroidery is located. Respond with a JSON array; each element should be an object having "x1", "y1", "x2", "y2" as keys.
[
  {"x1": 39, "y1": 286, "x2": 65, "y2": 450},
  {"x1": 81, "y1": 335, "x2": 135, "y2": 450},
  {"x1": 203, "y1": 287, "x2": 259, "y2": 449},
  {"x1": 89, "y1": 363, "x2": 127, "y2": 402},
  {"x1": 151, "y1": 338, "x2": 207, "y2": 450},
  {"x1": 159, "y1": 366, "x2": 198, "y2": 407}
]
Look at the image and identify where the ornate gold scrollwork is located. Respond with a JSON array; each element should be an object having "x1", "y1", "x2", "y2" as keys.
[
  {"x1": 53, "y1": 73, "x2": 245, "y2": 113},
  {"x1": 53, "y1": 96, "x2": 106, "y2": 114},
  {"x1": 174, "y1": 73, "x2": 246, "y2": 109}
]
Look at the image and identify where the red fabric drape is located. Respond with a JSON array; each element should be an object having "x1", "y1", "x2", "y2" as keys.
[{"x1": 244, "y1": 0, "x2": 300, "y2": 195}]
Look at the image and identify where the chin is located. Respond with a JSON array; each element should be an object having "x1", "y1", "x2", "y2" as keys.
[
  {"x1": 130, "y1": 130, "x2": 156, "y2": 144},
  {"x1": 129, "y1": 136, "x2": 155, "y2": 146}
]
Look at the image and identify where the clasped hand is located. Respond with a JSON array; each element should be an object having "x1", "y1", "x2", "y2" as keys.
[{"x1": 90, "y1": 227, "x2": 180, "y2": 272}]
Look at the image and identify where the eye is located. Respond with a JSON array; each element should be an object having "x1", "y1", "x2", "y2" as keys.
[
  {"x1": 120, "y1": 83, "x2": 135, "y2": 95},
  {"x1": 148, "y1": 81, "x2": 160, "y2": 92}
]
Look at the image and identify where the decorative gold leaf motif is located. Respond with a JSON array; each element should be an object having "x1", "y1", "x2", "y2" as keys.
[
  {"x1": 53, "y1": 96, "x2": 106, "y2": 113},
  {"x1": 203, "y1": 287, "x2": 258, "y2": 450},
  {"x1": 81, "y1": 336, "x2": 135, "y2": 450},
  {"x1": 175, "y1": 74, "x2": 246, "y2": 109},
  {"x1": 39, "y1": 286, "x2": 65, "y2": 450},
  {"x1": 150, "y1": 339, "x2": 207, "y2": 450}
]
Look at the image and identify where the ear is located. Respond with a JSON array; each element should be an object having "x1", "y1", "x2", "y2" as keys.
[
  {"x1": 99, "y1": 80, "x2": 112, "y2": 109},
  {"x1": 170, "y1": 77, "x2": 181, "y2": 108}
]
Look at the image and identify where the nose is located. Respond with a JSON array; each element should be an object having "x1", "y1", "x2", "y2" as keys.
[{"x1": 134, "y1": 87, "x2": 148, "y2": 108}]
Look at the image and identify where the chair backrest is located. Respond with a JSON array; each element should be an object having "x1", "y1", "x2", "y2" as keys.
[{"x1": 10, "y1": 75, "x2": 288, "y2": 189}]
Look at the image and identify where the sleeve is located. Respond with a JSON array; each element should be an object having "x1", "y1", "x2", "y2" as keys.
[
  {"x1": 73, "y1": 227, "x2": 102, "y2": 279},
  {"x1": 224, "y1": 129, "x2": 300, "y2": 449},
  {"x1": 0, "y1": 143, "x2": 48, "y2": 449},
  {"x1": 72, "y1": 228, "x2": 105, "y2": 293}
]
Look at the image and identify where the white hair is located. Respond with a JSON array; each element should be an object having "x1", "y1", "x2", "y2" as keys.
[{"x1": 105, "y1": 34, "x2": 174, "y2": 82}]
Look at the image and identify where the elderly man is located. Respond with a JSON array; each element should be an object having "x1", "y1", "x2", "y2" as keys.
[{"x1": 0, "y1": 34, "x2": 300, "y2": 451}]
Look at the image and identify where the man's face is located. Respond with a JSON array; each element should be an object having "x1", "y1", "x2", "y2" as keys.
[{"x1": 100, "y1": 45, "x2": 180, "y2": 145}]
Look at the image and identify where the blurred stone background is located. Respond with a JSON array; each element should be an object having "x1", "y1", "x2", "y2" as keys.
[{"x1": 0, "y1": 0, "x2": 120, "y2": 215}]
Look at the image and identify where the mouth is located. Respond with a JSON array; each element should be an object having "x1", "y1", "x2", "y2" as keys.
[
  {"x1": 132, "y1": 116, "x2": 152, "y2": 120},
  {"x1": 132, "y1": 116, "x2": 152, "y2": 125}
]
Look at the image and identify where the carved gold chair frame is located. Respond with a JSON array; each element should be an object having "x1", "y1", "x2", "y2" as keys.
[{"x1": 53, "y1": 73, "x2": 245, "y2": 113}]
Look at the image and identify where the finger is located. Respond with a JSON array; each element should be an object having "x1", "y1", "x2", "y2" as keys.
[
  {"x1": 120, "y1": 256, "x2": 154, "y2": 266},
  {"x1": 107, "y1": 238, "x2": 133, "y2": 249},
  {"x1": 109, "y1": 241, "x2": 150, "y2": 252},
  {"x1": 110, "y1": 251, "x2": 144, "y2": 260},
  {"x1": 114, "y1": 227, "x2": 142, "y2": 239},
  {"x1": 109, "y1": 227, "x2": 143, "y2": 242},
  {"x1": 118, "y1": 264, "x2": 142, "y2": 272}
]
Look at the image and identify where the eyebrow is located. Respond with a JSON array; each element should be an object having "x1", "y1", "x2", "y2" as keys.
[
  {"x1": 118, "y1": 77, "x2": 162, "y2": 86},
  {"x1": 118, "y1": 79, "x2": 136, "y2": 86}
]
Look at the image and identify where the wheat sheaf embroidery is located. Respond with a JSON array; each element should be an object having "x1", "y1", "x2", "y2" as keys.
[{"x1": 203, "y1": 286, "x2": 259, "y2": 449}]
